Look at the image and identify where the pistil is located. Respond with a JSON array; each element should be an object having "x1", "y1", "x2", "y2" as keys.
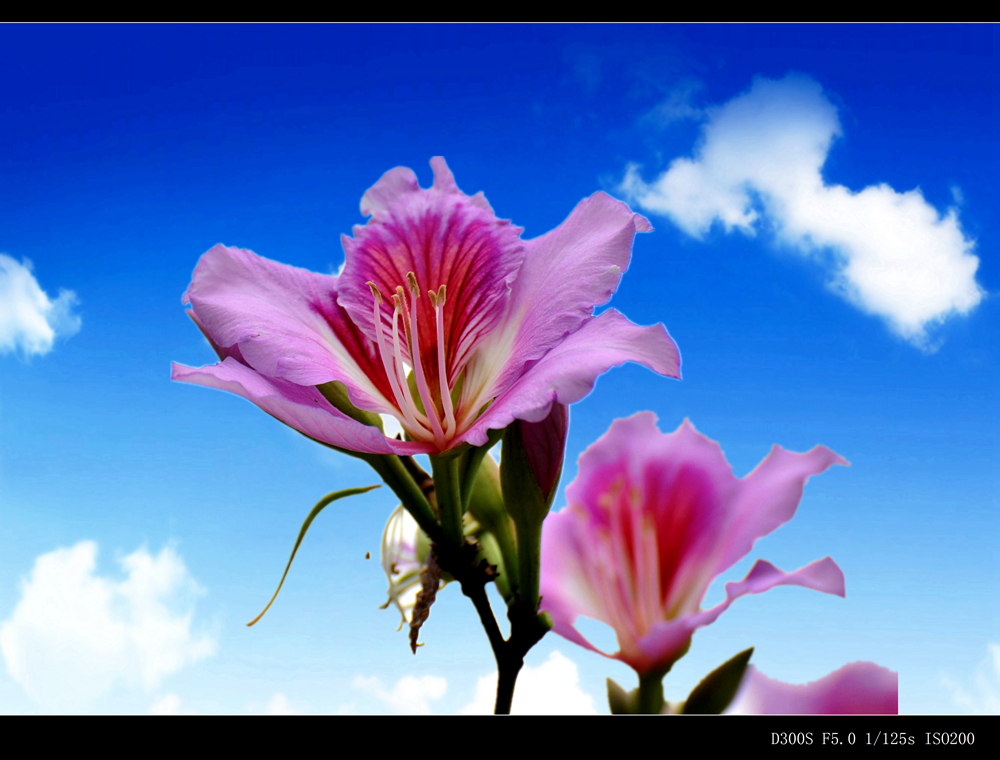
[{"x1": 428, "y1": 284, "x2": 457, "y2": 438}]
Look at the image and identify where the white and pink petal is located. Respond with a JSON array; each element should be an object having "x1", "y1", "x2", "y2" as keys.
[
  {"x1": 729, "y1": 662, "x2": 898, "y2": 714},
  {"x1": 460, "y1": 310, "x2": 680, "y2": 448},
  {"x1": 184, "y1": 244, "x2": 396, "y2": 416},
  {"x1": 171, "y1": 358, "x2": 428, "y2": 456},
  {"x1": 718, "y1": 445, "x2": 848, "y2": 575}
]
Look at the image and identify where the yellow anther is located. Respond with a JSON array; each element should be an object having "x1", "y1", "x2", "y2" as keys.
[
  {"x1": 367, "y1": 281, "x2": 383, "y2": 305},
  {"x1": 406, "y1": 271, "x2": 420, "y2": 297},
  {"x1": 437, "y1": 284, "x2": 446, "y2": 304},
  {"x1": 391, "y1": 292, "x2": 403, "y2": 311}
]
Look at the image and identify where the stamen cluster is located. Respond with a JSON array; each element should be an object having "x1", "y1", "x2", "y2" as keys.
[{"x1": 368, "y1": 272, "x2": 456, "y2": 448}]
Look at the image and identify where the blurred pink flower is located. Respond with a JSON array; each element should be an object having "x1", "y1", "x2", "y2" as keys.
[
  {"x1": 540, "y1": 412, "x2": 847, "y2": 675},
  {"x1": 172, "y1": 158, "x2": 679, "y2": 455},
  {"x1": 728, "y1": 662, "x2": 898, "y2": 714}
]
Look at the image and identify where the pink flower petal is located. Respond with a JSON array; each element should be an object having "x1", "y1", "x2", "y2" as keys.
[
  {"x1": 480, "y1": 192, "x2": 654, "y2": 397},
  {"x1": 359, "y1": 166, "x2": 421, "y2": 217},
  {"x1": 722, "y1": 557, "x2": 846, "y2": 601},
  {"x1": 339, "y1": 157, "x2": 526, "y2": 398},
  {"x1": 184, "y1": 244, "x2": 395, "y2": 415},
  {"x1": 625, "y1": 558, "x2": 844, "y2": 675},
  {"x1": 461, "y1": 310, "x2": 680, "y2": 448},
  {"x1": 540, "y1": 506, "x2": 612, "y2": 631},
  {"x1": 719, "y1": 445, "x2": 849, "y2": 575},
  {"x1": 176, "y1": 159, "x2": 681, "y2": 457},
  {"x1": 171, "y1": 358, "x2": 428, "y2": 456},
  {"x1": 540, "y1": 412, "x2": 846, "y2": 676},
  {"x1": 729, "y1": 663, "x2": 898, "y2": 714}
]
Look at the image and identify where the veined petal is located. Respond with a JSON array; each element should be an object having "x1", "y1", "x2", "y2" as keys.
[
  {"x1": 565, "y1": 416, "x2": 729, "y2": 590},
  {"x1": 171, "y1": 358, "x2": 429, "y2": 456},
  {"x1": 540, "y1": 506, "x2": 612, "y2": 627},
  {"x1": 339, "y1": 158, "x2": 525, "y2": 396},
  {"x1": 718, "y1": 445, "x2": 849, "y2": 575},
  {"x1": 460, "y1": 309, "x2": 680, "y2": 448},
  {"x1": 473, "y1": 192, "x2": 652, "y2": 398},
  {"x1": 729, "y1": 663, "x2": 898, "y2": 714},
  {"x1": 540, "y1": 412, "x2": 847, "y2": 677},
  {"x1": 184, "y1": 244, "x2": 395, "y2": 415},
  {"x1": 627, "y1": 557, "x2": 845, "y2": 674}
]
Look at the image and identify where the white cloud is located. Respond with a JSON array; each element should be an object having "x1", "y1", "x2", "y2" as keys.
[
  {"x1": 149, "y1": 693, "x2": 196, "y2": 715},
  {"x1": 0, "y1": 254, "x2": 81, "y2": 357},
  {"x1": 622, "y1": 74, "x2": 984, "y2": 349},
  {"x1": 460, "y1": 650, "x2": 598, "y2": 715},
  {"x1": 353, "y1": 674, "x2": 447, "y2": 714},
  {"x1": 0, "y1": 541, "x2": 215, "y2": 711},
  {"x1": 943, "y1": 643, "x2": 1000, "y2": 714},
  {"x1": 265, "y1": 692, "x2": 299, "y2": 715}
]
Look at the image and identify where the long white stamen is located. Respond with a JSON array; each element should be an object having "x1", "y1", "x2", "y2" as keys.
[
  {"x1": 368, "y1": 281, "x2": 425, "y2": 437},
  {"x1": 429, "y1": 286, "x2": 456, "y2": 438},
  {"x1": 406, "y1": 272, "x2": 445, "y2": 447},
  {"x1": 391, "y1": 293, "x2": 431, "y2": 430}
]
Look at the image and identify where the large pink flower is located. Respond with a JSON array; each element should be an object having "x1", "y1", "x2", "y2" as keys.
[
  {"x1": 172, "y1": 158, "x2": 680, "y2": 455},
  {"x1": 540, "y1": 412, "x2": 847, "y2": 675},
  {"x1": 728, "y1": 662, "x2": 898, "y2": 714}
]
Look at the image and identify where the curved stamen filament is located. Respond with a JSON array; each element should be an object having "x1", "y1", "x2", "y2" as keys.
[
  {"x1": 429, "y1": 285, "x2": 456, "y2": 438},
  {"x1": 406, "y1": 272, "x2": 445, "y2": 448},
  {"x1": 368, "y1": 282, "x2": 424, "y2": 434},
  {"x1": 390, "y1": 291, "x2": 431, "y2": 432}
]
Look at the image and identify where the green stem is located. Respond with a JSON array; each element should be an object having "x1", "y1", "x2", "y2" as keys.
[
  {"x1": 431, "y1": 455, "x2": 464, "y2": 546},
  {"x1": 637, "y1": 670, "x2": 666, "y2": 715},
  {"x1": 512, "y1": 516, "x2": 542, "y2": 615},
  {"x1": 458, "y1": 428, "x2": 503, "y2": 510}
]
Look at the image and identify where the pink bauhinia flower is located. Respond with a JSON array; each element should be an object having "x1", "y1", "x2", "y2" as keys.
[
  {"x1": 172, "y1": 158, "x2": 679, "y2": 455},
  {"x1": 540, "y1": 412, "x2": 848, "y2": 676},
  {"x1": 728, "y1": 662, "x2": 898, "y2": 714}
]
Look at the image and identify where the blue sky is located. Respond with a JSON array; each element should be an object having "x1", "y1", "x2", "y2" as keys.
[{"x1": 0, "y1": 24, "x2": 996, "y2": 714}]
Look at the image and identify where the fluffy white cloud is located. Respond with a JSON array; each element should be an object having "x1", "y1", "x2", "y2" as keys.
[
  {"x1": 353, "y1": 674, "x2": 447, "y2": 714},
  {"x1": 943, "y1": 643, "x2": 1000, "y2": 714},
  {"x1": 265, "y1": 692, "x2": 299, "y2": 715},
  {"x1": 0, "y1": 541, "x2": 215, "y2": 711},
  {"x1": 460, "y1": 650, "x2": 598, "y2": 714},
  {"x1": 0, "y1": 254, "x2": 81, "y2": 357},
  {"x1": 622, "y1": 74, "x2": 984, "y2": 349}
]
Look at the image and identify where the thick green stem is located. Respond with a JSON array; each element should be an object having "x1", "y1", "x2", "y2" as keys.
[
  {"x1": 638, "y1": 670, "x2": 666, "y2": 714},
  {"x1": 431, "y1": 455, "x2": 464, "y2": 546},
  {"x1": 512, "y1": 516, "x2": 542, "y2": 615}
]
